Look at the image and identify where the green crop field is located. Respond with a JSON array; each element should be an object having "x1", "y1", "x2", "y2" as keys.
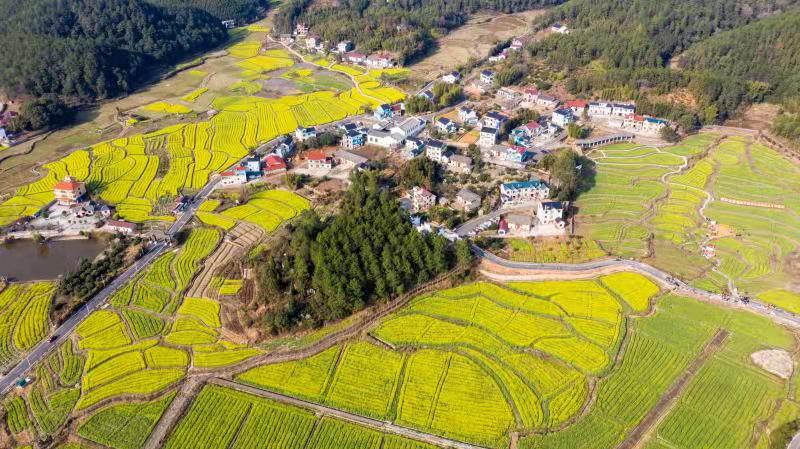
[
  {"x1": 237, "y1": 274, "x2": 662, "y2": 447},
  {"x1": 163, "y1": 384, "x2": 439, "y2": 449},
  {"x1": 577, "y1": 132, "x2": 800, "y2": 302},
  {"x1": 0, "y1": 282, "x2": 56, "y2": 369},
  {"x1": 78, "y1": 392, "x2": 175, "y2": 449}
]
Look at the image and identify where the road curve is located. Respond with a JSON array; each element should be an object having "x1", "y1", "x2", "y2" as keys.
[{"x1": 472, "y1": 245, "x2": 800, "y2": 328}]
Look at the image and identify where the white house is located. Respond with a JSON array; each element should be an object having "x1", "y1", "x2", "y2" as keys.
[
  {"x1": 506, "y1": 214, "x2": 532, "y2": 234},
  {"x1": 538, "y1": 201, "x2": 564, "y2": 224},
  {"x1": 498, "y1": 87, "x2": 520, "y2": 101},
  {"x1": 403, "y1": 137, "x2": 425, "y2": 159},
  {"x1": 425, "y1": 139, "x2": 450, "y2": 163},
  {"x1": 435, "y1": 117, "x2": 457, "y2": 134},
  {"x1": 366, "y1": 129, "x2": 402, "y2": 149},
  {"x1": 480, "y1": 70, "x2": 495, "y2": 85},
  {"x1": 457, "y1": 107, "x2": 479, "y2": 125},
  {"x1": 342, "y1": 129, "x2": 366, "y2": 149},
  {"x1": 220, "y1": 166, "x2": 247, "y2": 187},
  {"x1": 442, "y1": 71, "x2": 461, "y2": 84},
  {"x1": 535, "y1": 94, "x2": 560, "y2": 108},
  {"x1": 105, "y1": 219, "x2": 138, "y2": 235},
  {"x1": 305, "y1": 35, "x2": 323, "y2": 51},
  {"x1": 295, "y1": 126, "x2": 317, "y2": 142},
  {"x1": 500, "y1": 180, "x2": 550, "y2": 206},
  {"x1": 523, "y1": 87, "x2": 539, "y2": 103},
  {"x1": 588, "y1": 102, "x2": 613, "y2": 117},
  {"x1": 391, "y1": 117, "x2": 426, "y2": 139},
  {"x1": 551, "y1": 23, "x2": 569, "y2": 34},
  {"x1": 552, "y1": 109, "x2": 575, "y2": 127},
  {"x1": 410, "y1": 187, "x2": 437, "y2": 212},
  {"x1": 307, "y1": 150, "x2": 333, "y2": 170},
  {"x1": 455, "y1": 189, "x2": 481, "y2": 212},
  {"x1": 295, "y1": 23, "x2": 309, "y2": 36},
  {"x1": 344, "y1": 52, "x2": 366, "y2": 64},
  {"x1": 479, "y1": 127, "x2": 498, "y2": 148},
  {"x1": 366, "y1": 52, "x2": 396, "y2": 69},
  {"x1": 334, "y1": 150, "x2": 368, "y2": 169},
  {"x1": 611, "y1": 103, "x2": 636, "y2": 117},
  {"x1": 483, "y1": 111, "x2": 508, "y2": 129},
  {"x1": 337, "y1": 41, "x2": 354, "y2": 53},
  {"x1": 447, "y1": 154, "x2": 473, "y2": 174}
]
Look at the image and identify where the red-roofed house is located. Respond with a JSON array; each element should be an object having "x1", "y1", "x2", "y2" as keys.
[
  {"x1": 565, "y1": 100, "x2": 588, "y2": 114},
  {"x1": 54, "y1": 176, "x2": 86, "y2": 205},
  {"x1": 345, "y1": 52, "x2": 366, "y2": 64},
  {"x1": 263, "y1": 154, "x2": 287, "y2": 176},
  {"x1": 220, "y1": 165, "x2": 247, "y2": 187},
  {"x1": 523, "y1": 87, "x2": 539, "y2": 103},
  {"x1": 307, "y1": 150, "x2": 333, "y2": 170}
]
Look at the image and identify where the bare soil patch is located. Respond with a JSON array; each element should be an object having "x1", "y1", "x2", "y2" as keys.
[
  {"x1": 726, "y1": 103, "x2": 780, "y2": 130},
  {"x1": 751, "y1": 349, "x2": 794, "y2": 379}
]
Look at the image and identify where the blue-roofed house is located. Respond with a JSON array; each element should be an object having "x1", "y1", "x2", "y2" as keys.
[
  {"x1": 273, "y1": 135, "x2": 295, "y2": 158},
  {"x1": 374, "y1": 104, "x2": 393, "y2": 120},
  {"x1": 245, "y1": 157, "x2": 262, "y2": 178},
  {"x1": 499, "y1": 179, "x2": 550, "y2": 205}
]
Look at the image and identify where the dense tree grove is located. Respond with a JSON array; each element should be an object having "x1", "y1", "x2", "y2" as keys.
[
  {"x1": 274, "y1": 0, "x2": 561, "y2": 63},
  {"x1": 254, "y1": 171, "x2": 455, "y2": 334},
  {"x1": 539, "y1": 149, "x2": 593, "y2": 201},
  {"x1": 527, "y1": 0, "x2": 800, "y2": 123},
  {"x1": 772, "y1": 99, "x2": 800, "y2": 144},
  {"x1": 147, "y1": 0, "x2": 269, "y2": 22},
  {"x1": 0, "y1": 0, "x2": 260, "y2": 107}
]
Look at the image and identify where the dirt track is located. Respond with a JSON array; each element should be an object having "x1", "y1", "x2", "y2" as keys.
[{"x1": 616, "y1": 329, "x2": 729, "y2": 449}]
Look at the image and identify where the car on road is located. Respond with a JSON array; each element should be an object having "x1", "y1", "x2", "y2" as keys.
[{"x1": 48, "y1": 334, "x2": 59, "y2": 343}]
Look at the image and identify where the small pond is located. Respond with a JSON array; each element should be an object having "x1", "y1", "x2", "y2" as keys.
[{"x1": 0, "y1": 238, "x2": 107, "y2": 281}]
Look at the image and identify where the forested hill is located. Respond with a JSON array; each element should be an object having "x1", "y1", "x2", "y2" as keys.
[
  {"x1": 679, "y1": 8, "x2": 800, "y2": 101},
  {"x1": 273, "y1": 0, "x2": 562, "y2": 64},
  {"x1": 147, "y1": 0, "x2": 269, "y2": 22},
  {"x1": 530, "y1": 0, "x2": 799, "y2": 69},
  {"x1": 0, "y1": 0, "x2": 264, "y2": 103}
]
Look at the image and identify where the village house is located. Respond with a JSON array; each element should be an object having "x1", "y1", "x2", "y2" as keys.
[
  {"x1": 457, "y1": 107, "x2": 479, "y2": 125},
  {"x1": 305, "y1": 35, "x2": 323, "y2": 51},
  {"x1": 523, "y1": 87, "x2": 539, "y2": 103},
  {"x1": 565, "y1": 99, "x2": 588, "y2": 115},
  {"x1": 588, "y1": 102, "x2": 613, "y2": 117},
  {"x1": 366, "y1": 129, "x2": 402, "y2": 149},
  {"x1": 435, "y1": 117, "x2": 457, "y2": 134},
  {"x1": 611, "y1": 103, "x2": 636, "y2": 117},
  {"x1": 295, "y1": 23, "x2": 309, "y2": 36},
  {"x1": 220, "y1": 165, "x2": 248, "y2": 187},
  {"x1": 279, "y1": 34, "x2": 294, "y2": 44},
  {"x1": 336, "y1": 41, "x2": 354, "y2": 53},
  {"x1": 0, "y1": 127, "x2": 9, "y2": 146},
  {"x1": 418, "y1": 90, "x2": 435, "y2": 102},
  {"x1": 54, "y1": 176, "x2": 87, "y2": 206},
  {"x1": 551, "y1": 23, "x2": 569, "y2": 34},
  {"x1": 480, "y1": 70, "x2": 495, "y2": 85},
  {"x1": 307, "y1": 150, "x2": 333, "y2": 170},
  {"x1": 479, "y1": 126, "x2": 498, "y2": 148},
  {"x1": 391, "y1": 117, "x2": 426, "y2": 139},
  {"x1": 618, "y1": 115, "x2": 669, "y2": 135},
  {"x1": 374, "y1": 104, "x2": 393, "y2": 120},
  {"x1": 535, "y1": 94, "x2": 560, "y2": 108},
  {"x1": 403, "y1": 137, "x2": 425, "y2": 159},
  {"x1": 425, "y1": 139, "x2": 450, "y2": 163},
  {"x1": 244, "y1": 157, "x2": 262, "y2": 179},
  {"x1": 500, "y1": 179, "x2": 550, "y2": 205},
  {"x1": 483, "y1": 111, "x2": 508, "y2": 129},
  {"x1": 447, "y1": 154, "x2": 473, "y2": 174},
  {"x1": 295, "y1": 126, "x2": 317, "y2": 142},
  {"x1": 538, "y1": 201, "x2": 564, "y2": 224},
  {"x1": 455, "y1": 189, "x2": 481, "y2": 213},
  {"x1": 510, "y1": 37, "x2": 526, "y2": 50},
  {"x1": 442, "y1": 71, "x2": 461, "y2": 84},
  {"x1": 344, "y1": 52, "x2": 366, "y2": 64},
  {"x1": 506, "y1": 214, "x2": 532, "y2": 234},
  {"x1": 498, "y1": 87, "x2": 521, "y2": 101},
  {"x1": 263, "y1": 154, "x2": 287, "y2": 176},
  {"x1": 365, "y1": 52, "x2": 396, "y2": 69},
  {"x1": 221, "y1": 20, "x2": 236, "y2": 29},
  {"x1": 273, "y1": 135, "x2": 295, "y2": 158},
  {"x1": 342, "y1": 129, "x2": 366, "y2": 149},
  {"x1": 334, "y1": 150, "x2": 368, "y2": 169},
  {"x1": 410, "y1": 186, "x2": 437, "y2": 212},
  {"x1": 552, "y1": 108, "x2": 575, "y2": 127},
  {"x1": 510, "y1": 121, "x2": 542, "y2": 146},
  {"x1": 105, "y1": 219, "x2": 137, "y2": 235}
]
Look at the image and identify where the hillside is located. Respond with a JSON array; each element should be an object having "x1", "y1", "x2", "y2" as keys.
[
  {"x1": 0, "y1": 0, "x2": 262, "y2": 104},
  {"x1": 273, "y1": 0, "x2": 562, "y2": 64},
  {"x1": 147, "y1": 0, "x2": 269, "y2": 22},
  {"x1": 679, "y1": 8, "x2": 800, "y2": 101}
]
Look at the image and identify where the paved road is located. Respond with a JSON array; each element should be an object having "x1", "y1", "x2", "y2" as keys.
[
  {"x1": 0, "y1": 173, "x2": 223, "y2": 394},
  {"x1": 211, "y1": 378, "x2": 486, "y2": 449},
  {"x1": 473, "y1": 245, "x2": 800, "y2": 328}
]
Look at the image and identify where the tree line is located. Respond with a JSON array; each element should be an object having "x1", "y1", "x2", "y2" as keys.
[
  {"x1": 273, "y1": 0, "x2": 561, "y2": 64},
  {"x1": 252, "y1": 171, "x2": 457, "y2": 334}
]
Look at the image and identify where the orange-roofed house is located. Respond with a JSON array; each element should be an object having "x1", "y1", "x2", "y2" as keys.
[
  {"x1": 54, "y1": 176, "x2": 86, "y2": 205},
  {"x1": 307, "y1": 150, "x2": 333, "y2": 170},
  {"x1": 263, "y1": 154, "x2": 288, "y2": 175}
]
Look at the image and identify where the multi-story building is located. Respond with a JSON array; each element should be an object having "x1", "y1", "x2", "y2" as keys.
[
  {"x1": 499, "y1": 179, "x2": 550, "y2": 205},
  {"x1": 483, "y1": 111, "x2": 508, "y2": 129},
  {"x1": 552, "y1": 108, "x2": 575, "y2": 127},
  {"x1": 447, "y1": 154, "x2": 473, "y2": 174},
  {"x1": 455, "y1": 189, "x2": 481, "y2": 212},
  {"x1": 307, "y1": 150, "x2": 333, "y2": 170},
  {"x1": 538, "y1": 201, "x2": 564, "y2": 224},
  {"x1": 342, "y1": 129, "x2": 366, "y2": 149},
  {"x1": 479, "y1": 127, "x2": 498, "y2": 148},
  {"x1": 295, "y1": 126, "x2": 317, "y2": 142},
  {"x1": 54, "y1": 176, "x2": 87, "y2": 206},
  {"x1": 410, "y1": 186, "x2": 436, "y2": 212},
  {"x1": 425, "y1": 139, "x2": 450, "y2": 163}
]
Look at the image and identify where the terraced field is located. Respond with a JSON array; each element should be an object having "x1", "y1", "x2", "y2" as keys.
[
  {"x1": 0, "y1": 28, "x2": 405, "y2": 227},
  {"x1": 0, "y1": 282, "x2": 56, "y2": 370},
  {"x1": 197, "y1": 189, "x2": 311, "y2": 232},
  {"x1": 578, "y1": 132, "x2": 800, "y2": 301},
  {"x1": 236, "y1": 273, "x2": 661, "y2": 448}
]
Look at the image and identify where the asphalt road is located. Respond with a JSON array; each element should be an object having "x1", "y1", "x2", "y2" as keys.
[
  {"x1": 0, "y1": 173, "x2": 222, "y2": 394},
  {"x1": 473, "y1": 245, "x2": 800, "y2": 328}
]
